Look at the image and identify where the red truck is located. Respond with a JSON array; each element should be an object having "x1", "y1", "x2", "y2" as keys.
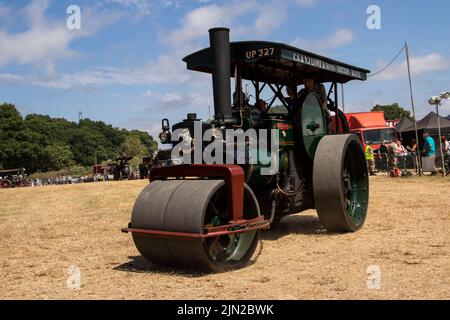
[{"x1": 345, "y1": 112, "x2": 398, "y2": 150}]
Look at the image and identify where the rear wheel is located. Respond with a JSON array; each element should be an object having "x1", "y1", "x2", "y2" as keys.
[
  {"x1": 18, "y1": 180, "x2": 30, "y2": 187},
  {"x1": 0, "y1": 179, "x2": 12, "y2": 188},
  {"x1": 313, "y1": 134, "x2": 369, "y2": 232},
  {"x1": 130, "y1": 180, "x2": 260, "y2": 272}
]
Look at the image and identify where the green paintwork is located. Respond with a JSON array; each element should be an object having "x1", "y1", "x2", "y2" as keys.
[
  {"x1": 343, "y1": 145, "x2": 369, "y2": 227},
  {"x1": 301, "y1": 94, "x2": 326, "y2": 158},
  {"x1": 246, "y1": 148, "x2": 288, "y2": 187},
  {"x1": 262, "y1": 118, "x2": 294, "y2": 147}
]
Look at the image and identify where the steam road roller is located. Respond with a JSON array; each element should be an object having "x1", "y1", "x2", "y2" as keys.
[{"x1": 122, "y1": 28, "x2": 371, "y2": 272}]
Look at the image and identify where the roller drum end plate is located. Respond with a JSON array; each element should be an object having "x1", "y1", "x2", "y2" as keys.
[{"x1": 130, "y1": 180, "x2": 260, "y2": 272}]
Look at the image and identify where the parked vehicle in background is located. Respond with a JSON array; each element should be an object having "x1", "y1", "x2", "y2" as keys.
[
  {"x1": 0, "y1": 168, "x2": 31, "y2": 188},
  {"x1": 346, "y1": 112, "x2": 398, "y2": 151},
  {"x1": 111, "y1": 156, "x2": 134, "y2": 181},
  {"x1": 138, "y1": 156, "x2": 153, "y2": 179}
]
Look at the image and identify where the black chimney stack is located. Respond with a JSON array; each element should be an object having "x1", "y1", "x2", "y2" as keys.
[{"x1": 209, "y1": 27, "x2": 232, "y2": 123}]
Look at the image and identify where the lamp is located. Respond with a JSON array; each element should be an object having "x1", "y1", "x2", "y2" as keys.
[
  {"x1": 440, "y1": 91, "x2": 450, "y2": 100},
  {"x1": 428, "y1": 93, "x2": 447, "y2": 176}
]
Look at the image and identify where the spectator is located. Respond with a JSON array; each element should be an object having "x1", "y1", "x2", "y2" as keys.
[
  {"x1": 377, "y1": 140, "x2": 389, "y2": 171},
  {"x1": 397, "y1": 141, "x2": 407, "y2": 153},
  {"x1": 379, "y1": 140, "x2": 389, "y2": 155},
  {"x1": 422, "y1": 133, "x2": 436, "y2": 157},
  {"x1": 441, "y1": 135, "x2": 450, "y2": 154},
  {"x1": 442, "y1": 136, "x2": 450, "y2": 175},
  {"x1": 388, "y1": 141, "x2": 398, "y2": 161},
  {"x1": 406, "y1": 139, "x2": 417, "y2": 153},
  {"x1": 422, "y1": 132, "x2": 437, "y2": 175},
  {"x1": 365, "y1": 144, "x2": 376, "y2": 176},
  {"x1": 388, "y1": 141, "x2": 400, "y2": 176}
]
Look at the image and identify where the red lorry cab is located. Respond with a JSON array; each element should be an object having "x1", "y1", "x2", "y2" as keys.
[{"x1": 345, "y1": 112, "x2": 398, "y2": 150}]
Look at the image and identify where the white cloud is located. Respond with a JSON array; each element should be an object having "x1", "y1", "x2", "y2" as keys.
[
  {"x1": 370, "y1": 53, "x2": 450, "y2": 81},
  {"x1": 0, "y1": 0, "x2": 290, "y2": 89},
  {"x1": 291, "y1": 28, "x2": 356, "y2": 52},
  {"x1": 0, "y1": 53, "x2": 189, "y2": 89},
  {"x1": 164, "y1": 1, "x2": 258, "y2": 47},
  {"x1": 0, "y1": 0, "x2": 74, "y2": 68},
  {"x1": 104, "y1": 0, "x2": 152, "y2": 15},
  {"x1": 143, "y1": 90, "x2": 209, "y2": 111},
  {"x1": 0, "y1": 0, "x2": 300, "y2": 90},
  {"x1": 249, "y1": 2, "x2": 286, "y2": 36},
  {"x1": 163, "y1": 0, "x2": 290, "y2": 47},
  {"x1": 0, "y1": 0, "x2": 122, "y2": 72}
]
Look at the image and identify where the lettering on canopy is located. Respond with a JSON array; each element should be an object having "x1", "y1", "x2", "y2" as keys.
[
  {"x1": 292, "y1": 52, "x2": 365, "y2": 80},
  {"x1": 245, "y1": 47, "x2": 275, "y2": 59}
]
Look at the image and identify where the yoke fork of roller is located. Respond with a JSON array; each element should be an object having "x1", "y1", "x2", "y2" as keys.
[
  {"x1": 121, "y1": 215, "x2": 269, "y2": 240},
  {"x1": 151, "y1": 164, "x2": 245, "y2": 220},
  {"x1": 122, "y1": 164, "x2": 271, "y2": 239}
]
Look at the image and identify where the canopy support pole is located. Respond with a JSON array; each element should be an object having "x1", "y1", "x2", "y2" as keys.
[
  {"x1": 334, "y1": 82, "x2": 339, "y2": 134},
  {"x1": 405, "y1": 42, "x2": 422, "y2": 176},
  {"x1": 435, "y1": 103, "x2": 446, "y2": 176}
]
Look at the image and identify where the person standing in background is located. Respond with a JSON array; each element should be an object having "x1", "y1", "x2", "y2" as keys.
[
  {"x1": 422, "y1": 133, "x2": 436, "y2": 157},
  {"x1": 406, "y1": 139, "x2": 417, "y2": 153},
  {"x1": 422, "y1": 132, "x2": 437, "y2": 175},
  {"x1": 442, "y1": 136, "x2": 450, "y2": 175},
  {"x1": 365, "y1": 144, "x2": 376, "y2": 176}
]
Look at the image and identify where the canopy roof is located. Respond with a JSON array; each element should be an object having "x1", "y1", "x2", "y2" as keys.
[
  {"x1": 115, "y1": 156, "x2": 134, "y2": 161},
  {"x1": 403, "y1": 112, "x2": 450, "y2": 132},
  {"x1": 396, "y1": 117, "x2": 414, "y2": 132},
  {"x1": 0, "y1": 168, "x2": 22, "y2": 174},
  {"x1": 183, "y1": 41, "x2": 370, "y2": 85}
]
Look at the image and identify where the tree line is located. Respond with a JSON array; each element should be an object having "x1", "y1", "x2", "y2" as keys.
[{"x1": 0, "y1": 103, "x2": 157, "y2": 173}]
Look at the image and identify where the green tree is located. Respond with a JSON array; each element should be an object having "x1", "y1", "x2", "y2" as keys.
[
  {"x1": 118, "y1": 135, "x2": 148, "y2": 158},
  {"x1": 0, "y1": 103, "x2": 22, "y2": 121},
  {"x1": 40, "y1": 144, "x2": 75, "y2": 171},
  {"x1": 268, "y1": 104, "x2": 288, "y2": 114},
  {"x1": 0, "y1": 102, "x2": 158, "y2": 173},
  {"x1": 68, "y1": 129, "x2": 109, "y2": 166},
  {"x1": 0, "y1": 104, "x2": 41, "y2": 171},
  {"x1": 371, "y1": 103, "x2": 414, "y2": 120},
  {"x1": 128, "y1": 130, "x2": 158, "y2": 155}
]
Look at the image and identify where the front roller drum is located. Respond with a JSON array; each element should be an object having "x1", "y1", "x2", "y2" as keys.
[
  {"x1": 313, "y1": 134, "x2": 369, "y2": 232},
  {"x1": 130, "y1": 179, "x2": 260, "y2": 272}
]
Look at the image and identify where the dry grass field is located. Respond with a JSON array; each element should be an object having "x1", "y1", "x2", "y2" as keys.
[{"x1": 0, "y1": 176, "x2": 449, "y2": 300}]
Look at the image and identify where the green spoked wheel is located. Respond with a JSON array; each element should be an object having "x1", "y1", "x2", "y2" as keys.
[
  {"x1": 313, "y1": 134, "x2": 369, "y2": 232},
  {"x1": 130, "y1": 180, "x2": 260, "y2": 272},
  {"x1": 297, "y1": 93, "x2": 327, "y2": 158}
]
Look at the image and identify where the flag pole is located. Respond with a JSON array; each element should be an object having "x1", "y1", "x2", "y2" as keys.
[{"x1": 405, "y1": 42, "x2": 422, "y2": 176}]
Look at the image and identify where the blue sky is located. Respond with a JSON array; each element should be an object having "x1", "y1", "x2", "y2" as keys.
[{"x1": 1, "y1": 0, "x2": 449, "y2": 139}]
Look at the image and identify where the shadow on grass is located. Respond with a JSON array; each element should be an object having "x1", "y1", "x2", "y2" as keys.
[
  {"x1": 261, "y1": 214, "x2": 333, "y2": 241},
  {"x1": 114, "y1": 215, "x2": 332, "y2": 275},
  {"x1": 114, "y1": 255, "x2": 208, "y2": 278},
  {"x1": 114, "y1": 255, "x2": 260, "y2": 277}
]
